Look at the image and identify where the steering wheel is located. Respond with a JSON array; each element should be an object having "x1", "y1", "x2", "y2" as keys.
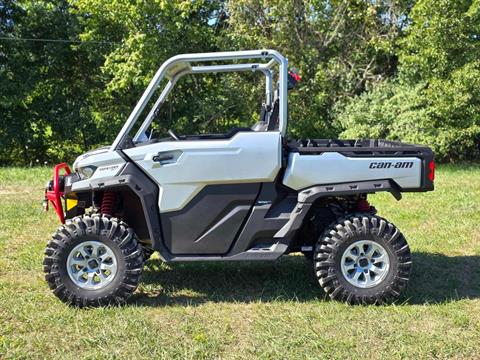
[{"x1": 168, "y1": 129, "x2": 180, "y2": 141}]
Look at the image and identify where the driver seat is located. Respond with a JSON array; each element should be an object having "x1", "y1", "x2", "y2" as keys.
[
  {"x1": 251, "y1": 103, "x2": 269, "y2": 132},
  {"x1": 267, "y1": 99, "x2": 279, "y2": 131}
]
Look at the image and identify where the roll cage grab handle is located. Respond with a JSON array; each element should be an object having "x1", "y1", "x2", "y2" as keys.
[{"x1": 110, "y1": 49, "x2": 289, "y2": 150}]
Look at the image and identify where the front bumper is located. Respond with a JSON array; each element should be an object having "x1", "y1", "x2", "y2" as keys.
[{"x1": 43, "y1": 163, "x2": 71, "y2": 223}]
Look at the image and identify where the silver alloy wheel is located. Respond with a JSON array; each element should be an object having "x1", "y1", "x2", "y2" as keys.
[
  {"x1": 66, "y1": 241, "x2": 118, "y2": 290},
  {"x1": 340, "y1": 240, "x2": 390, "y2": 289}
]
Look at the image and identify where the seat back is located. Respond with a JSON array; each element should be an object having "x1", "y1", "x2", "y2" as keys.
[{"x1": 267, "y1": 99, "x2": 279, "y2": 131}]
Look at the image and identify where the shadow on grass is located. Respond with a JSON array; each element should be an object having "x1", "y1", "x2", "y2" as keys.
[
  {"x1": 132, "y1": 252, "x2": 480, "y2": 306},
  {"x1": 406, "y1": 252, "x2": 480, "y2": 304}
]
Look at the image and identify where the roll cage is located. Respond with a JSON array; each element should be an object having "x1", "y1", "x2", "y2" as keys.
[{"x1": 110, "y1": 50, "x2": 289, "y2": 150}]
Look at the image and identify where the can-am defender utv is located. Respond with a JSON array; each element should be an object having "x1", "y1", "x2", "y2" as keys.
[{"x1": 43, "y1": 50, "x2": 434, "y2": 307}]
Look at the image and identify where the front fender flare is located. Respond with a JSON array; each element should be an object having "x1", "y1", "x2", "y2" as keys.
[{"x1": 70, "y1": 163, "x2": 166, "y2": 259}]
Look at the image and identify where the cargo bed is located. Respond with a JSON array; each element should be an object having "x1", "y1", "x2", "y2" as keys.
[
  {"x1": 287, "y1": 139, "x2": 434, "y2": 158},
  {"x1": 283, "y1": 139, "x2": 434, "y2": 192}
]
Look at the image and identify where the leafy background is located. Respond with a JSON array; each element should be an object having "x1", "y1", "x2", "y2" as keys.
[{"x1": 1, "y1": 0, "x2": 479, "y2": 165}]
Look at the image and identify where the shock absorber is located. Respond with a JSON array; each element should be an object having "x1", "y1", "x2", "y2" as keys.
[
  {"x1": 356, "y1": 197, "x2": 371, "y2": 212},
  {"x1": 101, "y1": 191, "x2": 116, "y2": 216}
]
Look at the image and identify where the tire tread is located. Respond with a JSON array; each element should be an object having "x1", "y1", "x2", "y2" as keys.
[
  {"x1": 313, "y1": 214, "x2": 412, "y2": 305},
  {"x1": 43, "y1": 214, "x2": 144, "y2": 307}
]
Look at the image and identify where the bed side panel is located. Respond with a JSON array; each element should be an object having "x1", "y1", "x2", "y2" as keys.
[{"x1": 283, "y1": 152, "x2": 422, "y2": 190}]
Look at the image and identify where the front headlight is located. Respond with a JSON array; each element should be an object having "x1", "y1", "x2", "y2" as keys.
[{"x1": 78, "y1": 165, "x2": 97, "y2": 179}]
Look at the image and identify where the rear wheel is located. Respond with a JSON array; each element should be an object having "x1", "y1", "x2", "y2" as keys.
[
  {"x1": 43, "y1": 215, "x2": 144, "y2": 307},
  {"x1": 314, "y1": 215, "x2": 411, "y2": 304}
]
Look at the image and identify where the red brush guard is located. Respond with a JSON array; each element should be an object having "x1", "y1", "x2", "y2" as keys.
[{"x1": 43, "y1": 163, "x2": 71, "y2": 224}]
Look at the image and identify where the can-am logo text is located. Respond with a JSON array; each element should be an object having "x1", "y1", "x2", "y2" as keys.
[{"x1": 369, "y1": 161, "x2": 414, "y2": 169}]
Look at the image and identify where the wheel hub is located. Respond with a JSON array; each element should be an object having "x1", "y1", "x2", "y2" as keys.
[
  {"x1": 358, "y1": 257, "x2": 369, "y2": 268},
  {"x1": 340, "y1": 240, "x2": 390, "y2": 289},
  {"x1": 87, "y1": 259, "x2": 99, "y2": 269},
  {"x1": 66, "y1": 241, "x2": 118, "y2": 290}
]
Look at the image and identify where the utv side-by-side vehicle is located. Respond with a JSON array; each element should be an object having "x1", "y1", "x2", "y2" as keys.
[{"x1": 43, "y1": 50, "x2": 434, "y2": 307}]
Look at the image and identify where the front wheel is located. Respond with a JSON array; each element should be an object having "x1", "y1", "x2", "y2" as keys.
[
  {"x1": 43, "y1": 215, "x2": 144, "y2": 307},
  {"x1": 314, "y1": 215, "x2": 411, "y2": 304}
]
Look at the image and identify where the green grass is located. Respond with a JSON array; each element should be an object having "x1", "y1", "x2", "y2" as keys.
[{"x1": 1, "y1": 165, "x2": 479, "y2": 359}]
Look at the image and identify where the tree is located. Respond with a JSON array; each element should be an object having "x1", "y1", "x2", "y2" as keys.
[
  {"x1": 338, "y1": 0, "x2": 480, "y2": 161},
  {"x1": 0, "y1": 0, "x2": 105, "y2": 165},
  {"x1": 226, "y1": 0, "x2": 414, "y2": 138},
  {"x1": 1, "y1": 0, "x2": 477, "y2": 164},
  {"x1": 71, "y1": 0, "x2": 230, "y2": 140}
]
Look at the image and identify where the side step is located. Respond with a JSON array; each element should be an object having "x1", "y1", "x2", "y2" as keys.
[{"x1": 169, "y1": 243, "x2": 288, "y2": 262}]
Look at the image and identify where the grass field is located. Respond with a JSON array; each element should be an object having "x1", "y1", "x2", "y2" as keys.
[{"x1": 0, "y1": 165, "x2": 479, "y2": 359}]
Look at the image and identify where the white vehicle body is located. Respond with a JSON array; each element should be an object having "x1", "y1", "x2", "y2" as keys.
[
  {"x1": 44, "y1": 50, "x2": 435, "y2": 307},
  {"x1": 55, "y1": 49, "x2": 433, "y2": 262}
]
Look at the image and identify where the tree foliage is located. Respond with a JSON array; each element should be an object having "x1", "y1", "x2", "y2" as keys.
[
  {"x1": 226, "y1": 0, "x2": 414, "y2": 138},
  {"x1": 0, "y1": 0, "x2": 478, "y2": 165},
  {"x1": 339, "y1": 0, "x2": 480, "y2": 161},
  {"x1": 71, "y1": 0, "x2": 228, "y2": 140},
  {"x1": 0, "y1": 0, "x2": 107, "y2": 165}
]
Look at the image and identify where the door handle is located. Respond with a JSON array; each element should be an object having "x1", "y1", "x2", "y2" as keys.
[
  {"x1": 153, "y1": 154, "x2": 174, "y2": 162},
  {"x1": 147, "y1": 150, "x2": 182, "y2": 167}
]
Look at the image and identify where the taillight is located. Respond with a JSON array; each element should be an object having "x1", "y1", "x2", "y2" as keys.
[{"x1": 428, "y1": 160, "x2": 435, "y2": 181}]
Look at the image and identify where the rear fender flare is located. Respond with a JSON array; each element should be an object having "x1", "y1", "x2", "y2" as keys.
[{"x1": 274, "y1": 179, "x2": 402, "y2": 239}]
